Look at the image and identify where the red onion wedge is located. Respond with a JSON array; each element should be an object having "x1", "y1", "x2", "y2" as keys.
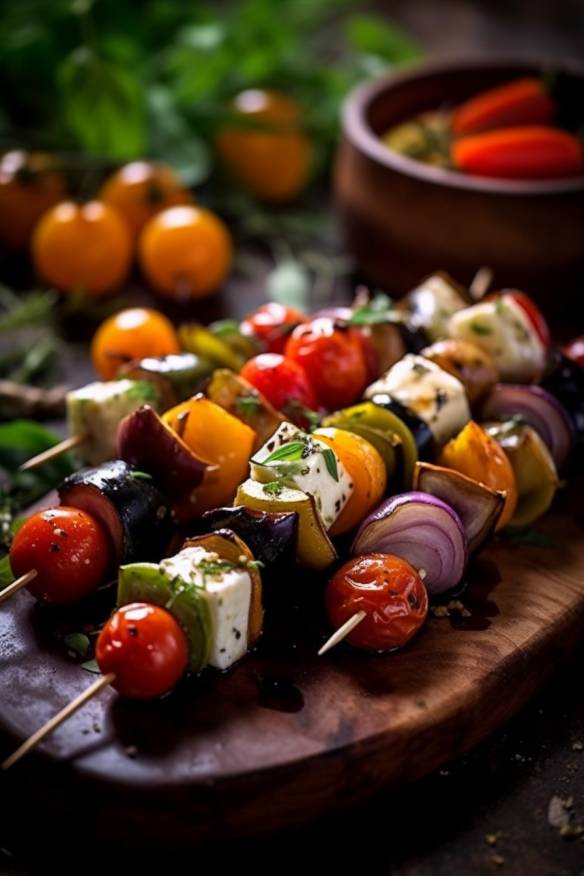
[
  {"x1": 482, "y1": 384, "x2": 574, "y2": 471},
  {"x1": 413, "y1": 462, "x2": 504, "y2": 554},
  {"x1": 351, "y1": 492, "x2": 467, "y2": 594}
]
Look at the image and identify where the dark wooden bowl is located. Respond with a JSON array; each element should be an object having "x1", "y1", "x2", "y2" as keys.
[{"x1": 335, "y1": 59, "x2": 584, "y2": 315}]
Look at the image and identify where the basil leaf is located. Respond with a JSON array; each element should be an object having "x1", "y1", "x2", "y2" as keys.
[
  {"x1": 322, "y1": 448, "x2": 339, "y2": 482},
  {"x1": 262, "y1": 441, "x2": 306, "y2": 464},
  {"x1": 349, "y1": 292, "x2": 395, "y2": 326}
]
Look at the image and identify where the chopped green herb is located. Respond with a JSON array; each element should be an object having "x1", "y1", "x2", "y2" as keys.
[
  {"x1": 211, "y1": 319, "x2": 240, "y2": 337},
  {"x1": 63, "y1": 632, "x2": 91, "y2": 659},
  {"x1": 262, "y1": 441, "x2": 306, "y2": 464},
  {"x1": 247, "y1": 559, "x2": 265, "y2": 569},
  {"x1": 282, "y1": 401, "x2": 322, "y2": 430},
  {"x1": 262, "y1": 481, "x2": 284, "y2": 497},
  {"x1": 322, "y1": 447, "x2": 339, "y2": 482},
  {"x1": 129, "y1": 470, "x2": 153, "y2": 481},
  {"x1": 235, "y1": 393, "x2": 262, "y2": 417},
  {"x1": 349, "y1": 292, "x2": 394, "y2": 326},
  {"x1": 470, "y1": 321, "x2": 493, "y2": 336},
  {"x1": 198, "y1": 558, "x2": 237, "y2": 577}
]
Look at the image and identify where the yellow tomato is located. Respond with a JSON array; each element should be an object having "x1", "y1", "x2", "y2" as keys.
[
  {"x1": 91, "y1": 307, "x2": 181, "y2": 380},
  {"x1": 216, "y1": 89, "x2": 313, "y2": 202}
]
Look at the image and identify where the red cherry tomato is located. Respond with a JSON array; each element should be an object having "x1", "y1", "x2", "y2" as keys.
[
  {"x1": 326, "y1": 553, "x2": 428, "y2": 652},
  {"x1": 9, "y1": 507, "x2": 113, "y2": 605},
  {"x1": 564, "y1": 335, "x2": 584, "y2": 368},
  {"x1": 285, "y1": 318, "x2": 369, "y2": 410},
  {"x1": 240, "y1": 353, "x2": 317, "y2": 418},
  {"x1": 503, "y1": 290, "x2": 551, "y2": 349},
  {"x1": 240, "y1": 302, "x2": 308, "y2": 354},
  {"x1": 96, "y1": 603, "x2": 189, "y2": 699}
]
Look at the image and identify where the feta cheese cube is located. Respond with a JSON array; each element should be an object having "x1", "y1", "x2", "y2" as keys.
[
  {"x1": 449, "y1": 295, "x2": 546, "y2": 382},
  {"x1": 250, "y1": 421, "x2": 352, "y2": 529},
  {"x1": 406, "y1": 273, "x2": 467, "y2": 342},
  {"x1": 67, "y1": 379, "x2": 160, "y2": 465},
  {"x1": 365, "y1": 354, "x2": 470, "y2": 445}
]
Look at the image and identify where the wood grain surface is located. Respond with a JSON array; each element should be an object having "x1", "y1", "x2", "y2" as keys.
[{"x1": 0, "y1": 488, "x2": 583, "y2": 846}]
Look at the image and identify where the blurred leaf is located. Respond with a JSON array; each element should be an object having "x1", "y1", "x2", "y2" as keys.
[
  {"x1": 58, "y1": 46, "x2": 145, "y2": 158},
  {"x1": 0, "y1": 555, "x2": 13, "y2": 591},
  {"x1": 345, "y1": 15, "x2": 421, "y2": 64},
  {"x1": 0, "y1": 288, "x2": 58, "y2": 332},
  {"x1": 266, "y1": 259, "x2": 310, "y2": 311},
  {"x1": 0, "y1": 420, "x2": 73, "y2": 482},
  {"x1": 147, "y1": 86, "x2": 212, "y2": 186}
]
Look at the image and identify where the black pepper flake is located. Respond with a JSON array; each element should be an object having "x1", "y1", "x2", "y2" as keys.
[
  {"x1": 128, "y1": 625, "x2": 138, "y2": 638},
  {"x1": 267, "y1": 441, "x2": 275, "y2": 452},
  {"x1": 408, "y1": 592, "x2": 419, "y2": 608},
  {"x1": 232, "y1": 627, "x2": 242, "y2": 640},
  {"x1": 49, "y1": 542, "x2": 60, "y2": 553},
  {"x1": 435, "y1": 388, "x2": 448, "y2": 411}
]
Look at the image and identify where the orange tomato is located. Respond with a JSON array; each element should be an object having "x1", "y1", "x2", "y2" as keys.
[
  {"x1": 437, "y1": 420, "x2": 517, "y2": 529},
  {"x1": 163, "y1": 396, "x2": 255, "y2": 516},
  {"x1": 0, "y1": 151, "x2": 66, "y2": 250},
  {"x1": 315, "y1": 427, "x2": 387, "y2": 535},
  {"x1": 138, "y1": 206, "x2": 232, "y2": 300},
  {"x1": 32, "y1": 200, "x2": 132, "y2": 296},
  {"x1": 99, "y1": 161, "x2": 193, "y2": 241},
  {"x1": 91, "y1": 307, "x2": 181, "y2": 380},
  {"x1": 216, "y1": 89, "x2": 313, "y2": 202}
]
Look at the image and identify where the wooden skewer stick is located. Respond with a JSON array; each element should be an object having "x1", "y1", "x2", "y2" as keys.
[
  {"x1": 318, "y1": 610, "x2": 367, "y2": 656},
  {"x1": 0, "y1": 570, "x2": 37, "y2": 606},
  {"x1": 19, "y1": 432, "x2": 87, "y2": 472},
  {"x1": 469, "y1": 266, "x2": 494, "y2": 301},
  {"x1": 1, "y1": 672, "x2": 115, "y2": 771}
]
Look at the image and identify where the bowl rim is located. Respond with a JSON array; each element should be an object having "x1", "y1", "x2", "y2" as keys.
[{"x1": 342, "y1": 56, "x2": 584, "y2": 196}]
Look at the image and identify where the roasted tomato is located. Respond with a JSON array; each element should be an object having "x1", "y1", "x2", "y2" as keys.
[
  {"x1": 326, "y1": 553, "x2": 428, "y2": 652},
  {"x1": 138, "y1": 205, "x2": 232, "y2": 300},
  {"x1": 239, "y1": 353, "x2": 317, "y2": 423},
  {"x1": 216, "y1": 89, "x2": 313, "y2": 202},
  {"x1": 285, "y1": 318, "x2": 369, "y2": 411},
  {"x1": 9, "y1": 507, "x2": 113, "y2": 605},
  {"x1": 564, "y1": 335, "x2": 584, "y2": 368},
  {"x1": 0, "y1": 150, "x2": 66, "y2": 250},
  {"x1": 91, "y1": 307, "x2": 181, "y2": 381},
  {"x1": 99, "y1": 161, "x2": 192, "y2": 240},
  {"x1": 32, "y1": 200, "x2": 132, "y2": 296},
  {"x1": 96, "y1": 603, "x2": 189, "y2": 699},
  {"x1": 315, "y1": 427, "x2": 387, "y2": 535},
  {"x1": 240, "y1": 302, "x2": 308, "y2": 354},
  {"x1": 437, "y1": 420, "x2": 517, "y2": 529}
]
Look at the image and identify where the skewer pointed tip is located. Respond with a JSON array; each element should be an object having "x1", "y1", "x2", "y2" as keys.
[
  {"x1": 318, "y1": 610, "x2": 367, "y2": 656},
  {"x1": 0, "y1": 569, "x2": 37, "y2": 606}
]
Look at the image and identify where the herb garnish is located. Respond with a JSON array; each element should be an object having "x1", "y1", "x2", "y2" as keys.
[
  {"x1": 262, "y1": 481, "x2": 284, "y2": 497},
  {"x1": 235, "y1": 393, "x2": 262, "y2": 417},
  {"x1": 470, "y1": 321, "x2": 493, "y2": 336},
  {"x1": 322, "y1": 448, "x2": 339, "y2": 481},
  {"x1": 262, "y1": 441, "x2": 306, "y2": 464},
  {"x1": 349, "y1": 292, "x2": 395, "y2": 326}
]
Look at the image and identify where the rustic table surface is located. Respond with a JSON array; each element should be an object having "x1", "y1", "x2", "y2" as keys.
[{"x1": 1, "y1": 1, "x2": 584, "y2": 874}]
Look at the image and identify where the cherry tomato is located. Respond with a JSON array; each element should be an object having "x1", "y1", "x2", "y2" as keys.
[
  {"x1": 138, "y1": 205, "x2": 232, "y2": 300},
  {"x1": 326, "y1": 553, "x2": 428, "y2": 652},
  {"x1": 10, "y1": 507, "x2": 113, "y2": 605},
  {"x1": 91, "y1": 307, "x2": 181, "y2": 381},
  {"x1": 452, "y1": 125, "x2": 584, "y2": 180},
  {"x1": 32, "y1": 200, "x2": 132, "y2": 296},
  {"x1": 502, "y1": 290, "x2": 551, "y2": 349},
  {"x1": 99, "y1": 161, "x2": 193, "y2": 241},
  {"x1": 452, "y1": 78, "x2": 555, "y2": 137},
  {"x1": 240, "y1": 353, "x2": 317, "y2": 421},
  {"x1": 0, "y1": 151, "x2": 66, "y2": 250},
  {"x1": 285, "y1": 318, "x2": 369, "y2": 411},
  {"x1": 564, "y1": 335, "x2": 584, "y2": 368},
  {"x1": 96, "y1": 603, "x2": 189, "y2": 699},
  {"x1": 216, "y1": 89, "x2": 313, "y2": 202},
  {"x1": 240, "y1": 302, "x2": 308, "y2": 354}
]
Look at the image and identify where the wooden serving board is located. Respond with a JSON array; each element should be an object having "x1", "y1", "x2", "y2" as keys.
[{"x1": 1, "y1": 491, "x2": 584, "y2": 847}]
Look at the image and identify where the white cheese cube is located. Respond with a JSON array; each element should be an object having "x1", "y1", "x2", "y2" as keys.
[
  {"x1": 250, "y1": 422, "x2": 352, "y2": 529},
  {"x1": 449, "y1": 295, "x2": 546, "y2": 382},
  {"x1": 365, "y1": 354, "x2": 470, "y2": 445},
  {"x1": 160, "y1": 546, "x2": 251, "y2": 671},
  {"x1": 67, "y1": 379, "x2": 160, "y2": 465},
  {"x1": 406, "y1": 274, "x2": 467, "y2": 342}
]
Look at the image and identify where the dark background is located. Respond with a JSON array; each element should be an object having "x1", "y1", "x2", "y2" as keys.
[{"x1": 1, "y1": 1, "x2": 584, "y2": 874}]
